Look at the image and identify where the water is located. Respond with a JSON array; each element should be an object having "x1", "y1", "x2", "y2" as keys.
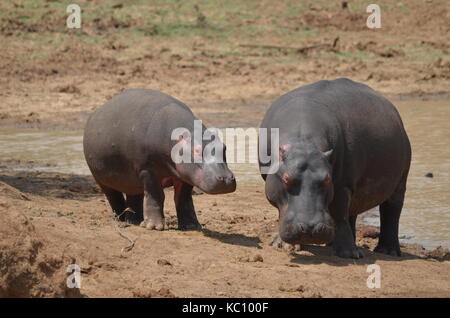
[
  {"x1": 0, "y1": 129, "x2": 87, "y2": 175},
  {"x1": 0, "y1": 100, "x2": 449, "y2": 249}
]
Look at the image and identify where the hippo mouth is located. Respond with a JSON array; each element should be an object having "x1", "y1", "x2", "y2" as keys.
[
  {"x1": 196, "y1": 178, "x2": 236, "y2": 194},
  {"x1": 189, "y1": 165, "x2": 236, "y2": 194},
  {"x1": 279, "y1": 222, "x2": 335, "y2": 245}
]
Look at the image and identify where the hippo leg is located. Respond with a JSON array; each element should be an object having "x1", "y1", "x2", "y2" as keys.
[
  {"x1": 269, "y1": 234, "x2": 301, "y2": 252},
  {"x1": 100, "y1": 184, "x2": 127, "y2": 221},
  {"x1": 139, "y1": 170, "x2": 165, "y2": 231},
  {"x1": 174, "y1": 180, "x2": 202, "y2": 231},
  {"x1": 374, "y1": 187, "x2": 404, "y2": 256},
  {"x1": 125, "y1": 194, "x2": 144, "y2": 225},
  {"x1": 349, "y1": 215, "x2": 357, "y2": 242},
  {"x1": 332, "y1": 188, "x2": 364, "y2": 259}
]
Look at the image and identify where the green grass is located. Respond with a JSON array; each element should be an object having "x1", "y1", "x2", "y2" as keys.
[{"x1": 0, "y1": 0, "x2": 442, "y2": 65}]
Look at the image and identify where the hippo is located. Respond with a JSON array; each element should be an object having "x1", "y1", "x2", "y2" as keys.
[
  {"x1": 83, "y1": 89, "x2": 236, "y2": 231},
  {"x1": 258, "y1": 78, "x2": 411, "y2": 258}
]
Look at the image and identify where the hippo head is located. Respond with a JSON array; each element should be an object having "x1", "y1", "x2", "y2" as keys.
[
  {"x1": 266, "y1": 141, "x2": 335, "y2": 245},
  {"x1": 171, "y1": 130, "x2": 236, "y2": 194}
]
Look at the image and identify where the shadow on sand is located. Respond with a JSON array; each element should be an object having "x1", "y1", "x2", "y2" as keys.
[
  {"x1": 0, "y1": 171, "x2": 100, "y2": 201},
  {"x1": 287, "y1": 244, "x2": 430, "y2": 267},
  {"x1": 202, "y1": 228, "x2": 262, "y2": 249}
]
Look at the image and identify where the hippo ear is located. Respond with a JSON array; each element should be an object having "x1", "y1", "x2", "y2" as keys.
[
  {"x1": 279, "y1": 144, "x2": 291, "y2": 162},
  {"x1": 322, "y1": 149, "x2": 333, "y2": 159}
]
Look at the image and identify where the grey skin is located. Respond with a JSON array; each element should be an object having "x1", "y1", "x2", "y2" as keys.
[
  {"x1": 84, "y1": 89, "x2": 236, "y2": 231},
  {"x1": 259, "y1": 78, "x2": 411, "y2": 258}
]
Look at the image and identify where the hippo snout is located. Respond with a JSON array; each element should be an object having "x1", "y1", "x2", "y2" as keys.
[
  {"x1": 195, "y1": 170, "x2": 236, "y2": 194},
  {"x1": 208, "y1": 173, "x2": 236, "y2": 194},
  {"x1": 279, "y1": 219, "x2": 335, "y2": 245},
  {"x1": 216, "y1": 174, "x2": 235, "y2": 183}
]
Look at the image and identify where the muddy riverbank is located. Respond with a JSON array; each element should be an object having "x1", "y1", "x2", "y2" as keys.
[
  {"x1": 1, "y1": 96, "x2": 450, "y2": 297},
  {"x1": 2, "y1": 97, "x2": 449, "y2": 250},
  {"x1": 1, "y1": 170, "x2": 449, "y2": 298},
  {"x1": 1, "y1": 0, "x2": 449, "y2": 298}
]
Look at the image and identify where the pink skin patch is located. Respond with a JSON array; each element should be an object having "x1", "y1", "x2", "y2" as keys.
[
  {"x1": 281, "y1": 172, "x2": 292, "y2": 187},
  {"x1": 160, "y1": 177, "x2": 174, "y2": 188},
  {"x1": 192, "y1": 144, "x2": 203, "y2": 162},
  {"x1": 279, "y1": 144, "x2": 292, "y2": 162},
  {"x1": 323, "y1": 173, "x2": 332, "y2": 186}
]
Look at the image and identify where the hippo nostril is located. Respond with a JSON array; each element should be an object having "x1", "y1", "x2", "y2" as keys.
[
  {"x1": 217, "y1": 175, "x2": 235, "y2": 183},
  {"x1": 297, "y1": 223, "x2": 308, "y2": 234},
  {"x1": 226, "y1": 175, "x2": 235, "y2": 183}
]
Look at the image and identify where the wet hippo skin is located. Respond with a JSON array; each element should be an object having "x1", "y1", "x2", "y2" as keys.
[
  {"x1": 84, "y1": 89, "x2": 236, "y2": 231},
  {"x1": 259, "y1": 78, "x2": 411, "y2": 258}
]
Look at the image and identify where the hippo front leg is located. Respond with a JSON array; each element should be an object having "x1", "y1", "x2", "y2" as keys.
[
  {"x1": 139, "y1": 170, "x2": 166, "y2": 231},
  {"x1": 174, "y1": 181, "x2": 202, "y2": 231},
  {"x1": 331, "y1": 188, "x2": 364, "y2": 259}
]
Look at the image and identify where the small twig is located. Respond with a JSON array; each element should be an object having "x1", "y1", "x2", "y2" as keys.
[{"x1": 112, "y1": 208, "x2": 138, "y2": 255}]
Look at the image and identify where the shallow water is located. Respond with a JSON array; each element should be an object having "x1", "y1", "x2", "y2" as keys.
[{"x1": 0, "y1": 100, "x2": 449, "y2": 249}]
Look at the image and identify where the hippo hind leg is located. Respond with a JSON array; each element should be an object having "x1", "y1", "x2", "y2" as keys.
[
  {"x1": 139, "y1": 170, "x2": 166, "y2": 231},
  {"x1": 374, "y1": 182, "x2": 405, "y2": 256},
  {"x1": 349, "y1": 215, "x2": 357, "y2": 242},
  {"x1": 125, "y1": 194, "x2": 144, "y2": 225},
  {"x1": 174, "y1": 180, "x2": 202, "y2": 231},
  {"x1": 99, "y1": 184, "x2": 127, "y2": 221}
]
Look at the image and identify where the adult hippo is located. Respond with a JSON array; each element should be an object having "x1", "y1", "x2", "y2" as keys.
[
  {"x1": 259, "y1": 78, "x2": 411, "y2": 258},
  {"x1": 84, "y1": 89, "x2": 236, "y2": 231}
]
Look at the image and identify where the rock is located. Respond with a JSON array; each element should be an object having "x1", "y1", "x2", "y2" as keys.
[
  {"x1": 251, "y1": 254, "x2": 264, "y2": 262},
  {"x1": 157, "y1": 259, "x2": 172, "y2": 266},
  {"x1": 57, "y1": 84, "x2": 80, "y2": 94},
  {"x1": 425, "y1": 246, "x2": 449, "y2": 260},
  {"x1": 132, "y1": 286, "x2": 176, "y2": 298},
  {"x1": 239, "y1": 254, "x2": 264, "y2": 263},
  {"x1": 358, "y1": 226, "x2": 379, "y2": 239}
]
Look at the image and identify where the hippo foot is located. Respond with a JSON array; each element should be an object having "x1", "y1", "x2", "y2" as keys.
[
  {"x1": 115, "y1": 208, "x2": 143, "y2": 225},
  {"x1": 178, "y1": 215, "x2": 202, "y2": 231},
  {"x1": 177, "y1": 209, "x2": 202, "y2": 231},
  {"x1": 374, "y1": 244, "x2": 401, "y2": 256},
  {"x1": 179, "y1": 221, "x2": 202, "y2": 231},
  {"x1": 125, "y1": 215, "x2": 143, "y2": 225},
  {"x1": 333, "y1": 245, "x2": 364, "y2": 259},
  {"x1": 124, "y1": 212, "x2": 144, "y2": 226},
  {"x1": 269, "y1": 234, "x2": 301, "y2": 252},
  {"x1": 140, "y1": 218, "x2": 165, "y2": 231}
]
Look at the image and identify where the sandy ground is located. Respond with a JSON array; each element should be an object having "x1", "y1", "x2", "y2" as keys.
[
  {"x1": 1, "y1": 172, "x2": 449, "y2": 298},
  {"x1": 0, "y1": 0, "x2": 449, "y2": 298}
]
